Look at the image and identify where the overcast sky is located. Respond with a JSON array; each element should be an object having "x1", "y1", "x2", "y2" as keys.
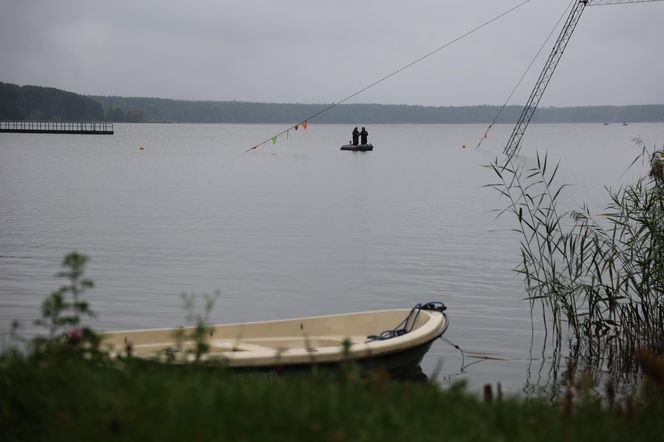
[{"x1": 1, "y1": 0, "x2": 662, "y2": 106}]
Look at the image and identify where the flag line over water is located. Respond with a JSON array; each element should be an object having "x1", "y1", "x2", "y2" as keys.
[{"x1": 245, "y1": 0, "x2": 532, "y2": 153}]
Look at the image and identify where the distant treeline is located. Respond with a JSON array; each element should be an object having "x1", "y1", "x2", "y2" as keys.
[
  {"x1": 1, "y1": 81, "x2": 663, "y2": 124},
  {"x1": 91, "y1": 95, "x2": 664, "y2": 124},
  {"x1": 0, "y1": 82, "x2": 145, "y2": 122},
  {"x1": 0, "y1": 82, "x2": 104, "y2": 121}
]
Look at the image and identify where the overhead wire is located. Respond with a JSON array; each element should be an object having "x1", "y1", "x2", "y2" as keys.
[
  {"x1": 246, "y1": 0, "x2": 532, "y2": 153},
  {"x1": 475, "y1": 0, "x2": 577, "y2": 150}
]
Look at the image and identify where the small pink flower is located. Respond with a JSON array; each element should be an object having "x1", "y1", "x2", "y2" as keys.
[{"x1": 67, "y1": 327, "x2": 82, "y2": 344}]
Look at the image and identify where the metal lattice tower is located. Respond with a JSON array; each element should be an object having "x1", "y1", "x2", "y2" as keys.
[{"x1": 503, "y1": 0, "x2": 663, "y2": 159}]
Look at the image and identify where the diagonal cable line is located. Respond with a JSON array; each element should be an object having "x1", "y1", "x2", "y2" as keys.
[{"x1": 246, "y1": 0, "x2": 532, "y2": 152}]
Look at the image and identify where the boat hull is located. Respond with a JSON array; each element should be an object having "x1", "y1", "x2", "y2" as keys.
[
  {"x1": 101, "y1": 307, "x2": 447, "y2": 377},
  {"x1": 226, "y1": 333, "x2": 437, "y2": 379},
  {"x1": 341, "y1": 144, "x2": 373, "y2": 151}
]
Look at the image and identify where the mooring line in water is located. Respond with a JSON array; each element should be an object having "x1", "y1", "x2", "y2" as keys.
[
  {"x1": 475, "y1": 0, "x2": 576, "y2": 150},
  {"x1": 440, "y1": 336, "x2": 467, "y2": 372},
  {"x1": 440, "y1": 336, "x2": 536, "y2": 373},
  {"x1": 246, "y1": 0, "x2": 532, "y2": 153}
]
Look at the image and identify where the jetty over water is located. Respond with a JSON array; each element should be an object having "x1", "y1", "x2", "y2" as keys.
[{"x1": 0, "y1": 121, "x2": 114, "y2": 135}]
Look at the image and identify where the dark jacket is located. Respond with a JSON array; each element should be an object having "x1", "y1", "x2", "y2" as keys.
[
  {"x1": 360, "y1": 128, "x2": 368, "y2": 145},
  {"x1": 352, "y1": 128, "x2": 360, "y2": 145}
]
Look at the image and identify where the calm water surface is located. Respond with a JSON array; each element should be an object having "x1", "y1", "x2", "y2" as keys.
[{"x1": 2, "y1": 122, "x2": 663, "y2": 392}]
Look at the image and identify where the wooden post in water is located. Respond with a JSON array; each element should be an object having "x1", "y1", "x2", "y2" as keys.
[{"x1": 483, "y1": 384, "x2": 493, "y2": 402}]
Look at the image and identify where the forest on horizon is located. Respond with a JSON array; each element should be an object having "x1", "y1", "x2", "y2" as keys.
[{"x1": 1, "y1": 82, "x2": 663, "y2": 124}]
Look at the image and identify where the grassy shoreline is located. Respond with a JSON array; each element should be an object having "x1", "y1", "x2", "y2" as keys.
[{"x1": 2, "y1": 349, "x2": 663, "y2": 442}]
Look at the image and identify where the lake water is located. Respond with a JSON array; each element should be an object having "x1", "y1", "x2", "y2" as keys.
[{"x1": 2, "y1": 122, "x2": 663, "y2": 393}]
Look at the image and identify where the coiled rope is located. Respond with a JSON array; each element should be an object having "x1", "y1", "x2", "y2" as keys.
[
  {"x1": 366, "y1": 301, "x2": 447, "y2": 342},
  {"x1": 364, "y1": 301, "x2": 470, "y2": 372}
]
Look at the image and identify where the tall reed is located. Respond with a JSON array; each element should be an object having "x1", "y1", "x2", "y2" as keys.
[{"x1": 488, "y1": 140, "x2": 664, "y2": 371}]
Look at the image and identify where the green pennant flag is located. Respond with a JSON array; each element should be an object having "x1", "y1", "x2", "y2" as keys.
[{"x1": 271, "y1": 136, "x2": 277, "y2": 144}]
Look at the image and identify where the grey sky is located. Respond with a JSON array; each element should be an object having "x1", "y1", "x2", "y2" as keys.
[{"x1": 1, "y1": 0, "x2": 662, "y2": 106}]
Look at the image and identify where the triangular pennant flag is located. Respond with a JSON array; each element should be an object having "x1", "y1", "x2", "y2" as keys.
[
  {"x1": 271, "y1": 136, "x2": 277, "y2": 144},
  {"x1": 302, "y1": 120, "x2": 308, "y2": 129},
  {"x1": 294, "y1": 124, "x2": 299, "y2": 131}
]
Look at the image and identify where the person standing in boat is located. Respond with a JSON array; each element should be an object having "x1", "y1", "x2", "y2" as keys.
[
  {"x1": 360, "y1": 127, "x2": 368, "y2": 145},
  {"x1": 352, "y1": 127, "x2": 360, "y2": 146}
]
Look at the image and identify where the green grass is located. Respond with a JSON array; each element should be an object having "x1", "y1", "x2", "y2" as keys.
[{"x1": 2, "y1": 349, "x2": 663, "y2": 442}]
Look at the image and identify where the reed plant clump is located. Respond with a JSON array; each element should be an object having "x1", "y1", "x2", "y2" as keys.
[{"x1": 488, "y1": 140, "x2": 664, "y2": 371}]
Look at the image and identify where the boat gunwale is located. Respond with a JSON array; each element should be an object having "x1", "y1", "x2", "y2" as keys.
[{"x1": 101, "y1": 308, "x2": 447, "y2": 367}]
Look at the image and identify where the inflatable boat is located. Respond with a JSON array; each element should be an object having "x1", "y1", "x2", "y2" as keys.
[{"x1": 341, "y1": 144, "x2": 373, "y2": 151}]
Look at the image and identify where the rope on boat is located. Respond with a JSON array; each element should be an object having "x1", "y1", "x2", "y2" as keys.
[
  {"x1": 366, "y1": 302, "x2": 447, "y2": 342},
  {"x1": 365, "y1": 301, "x2": 469, "y2": 372},
  {"x1": 365, "y1": 301, "x2": 520, "y2": 374},
  {"x1": 246, "y1": 0, "x2": 532, "y2": 153}
]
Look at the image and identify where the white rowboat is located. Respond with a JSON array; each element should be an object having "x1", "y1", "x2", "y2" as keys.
[{"x1": 102, "y1": 304, "x2": 448, "y2": 376}]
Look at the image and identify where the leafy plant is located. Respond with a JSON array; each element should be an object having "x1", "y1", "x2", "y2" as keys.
[{"x1": 33, "y1": 251, "x2": 99, "y2": 351}]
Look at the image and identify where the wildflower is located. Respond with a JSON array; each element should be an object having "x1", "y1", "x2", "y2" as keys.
[{"x1": 67, "y1": 327, "x2": 82, "y2": 345}]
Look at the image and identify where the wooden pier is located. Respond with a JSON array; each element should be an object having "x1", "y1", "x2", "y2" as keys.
[{"x1": 0, "y1": 121, "x2": 114, "y2": 135}]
